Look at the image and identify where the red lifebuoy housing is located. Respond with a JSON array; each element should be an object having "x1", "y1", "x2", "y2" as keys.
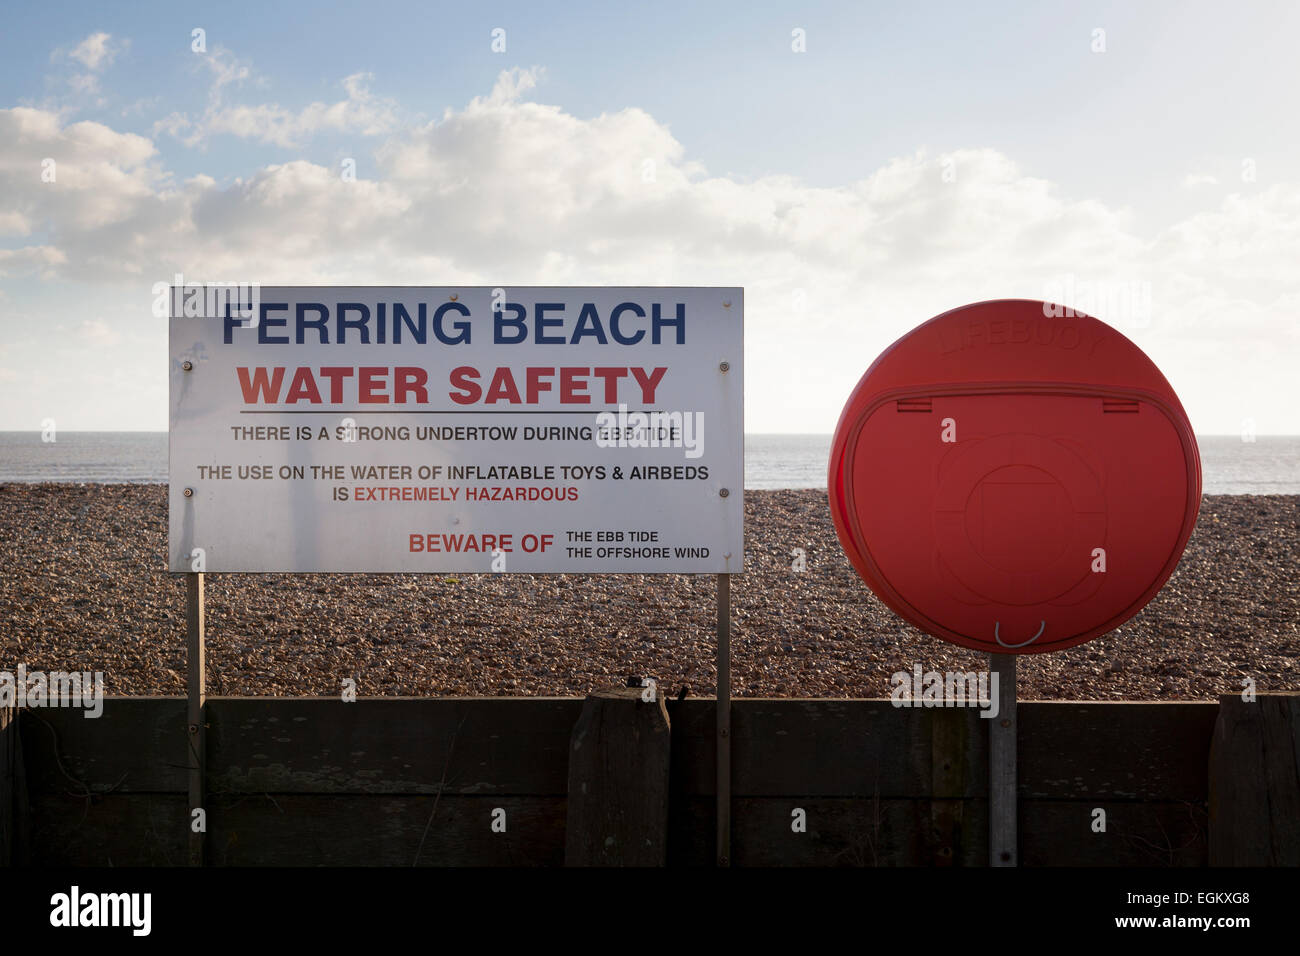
[{"x1": 828, "y1": 300, "x2": 1201, "y2": 654}]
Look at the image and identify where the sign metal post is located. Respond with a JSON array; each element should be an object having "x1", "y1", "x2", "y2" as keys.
[
  {"x1": 988, "y1": 652, "x2": 1017, "y2": 866},
  {"x1": 716, "y1": 572, "x2": 731, "y2": 867},
  {"x1": 186, "y1": 571, "x2": 206, "y2": 867}
]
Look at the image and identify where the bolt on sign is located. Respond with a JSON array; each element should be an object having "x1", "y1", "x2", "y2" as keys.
[
  {"x1": 828, "y1": 299, "x2": 1201, "y2": 654},
  {"x1": 169, "y1": 286, "x2": 743, "y2": 573}
]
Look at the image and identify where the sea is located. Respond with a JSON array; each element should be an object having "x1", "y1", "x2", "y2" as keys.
[{"x1": 0, "y1": 431, "x2": 1296, "y2": 494}]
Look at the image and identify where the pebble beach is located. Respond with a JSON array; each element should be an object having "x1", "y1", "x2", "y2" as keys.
[{"x1": 1, "y1": 484, "x2": 1295, "y2": 700}]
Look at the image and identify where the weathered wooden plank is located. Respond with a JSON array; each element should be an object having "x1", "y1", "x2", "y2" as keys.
[
  {"x1": 1209, "y1": 692, "x2": 1300, "y2": 865},
  {"x1": 24, "y1": 792, "x2": 1205, "y2": 867},
  {"x1": 18, "y1": 698, "x2": 187, "y2": 794},
  {"x1": 703, "y1": 699, "x2": 982, "y2": 798},
  {"x1": 1, "y1": 704, "x2": 29, "y2": 865},
  {"x1": 24, "y1": 792, "x2": 1206, "y2": 867},
  {"x1": 672, "y1": 699, "x2": 987, "y2": 798},
  {"x1": 732, "y1": 798, "x2": 938, "y2": 867},
  {"x1": 930, "y1": 706, "x2": 973, "y2": 865},
  {"x1": 25, "y1": 792, "x2": 188, "y2": 866},
  {"x1": 665, "y1": 698, "x2": 706, "y2": 864},
  {"x1": 24, "y1": 791, "x2": 565, "y2": 866},
  {"x1": 1019, "y1": 702, "x2": 1217, "y2": 802},
  {"x1": 565, "y1": 686, "x2": 671, "y2": 865},
  {"x1": 671, "y1": 796, "x2": 936, "y2": 866},
  {"x1": 208, "y1": 795, "x2": 565, "y2": 866},
  {"x1": 1021, "y1": 800, "x2": 1207, "y2": 867},
  {"x1": 16, "y1": 694, "x2": 1223, "y2": 867},
  {"x1": 21, "y1": 697, "x2": 1219, "y2": 802},
  {"x1": 669, "y1": 797, "x2": 1203, "y2": 867},
  {"x1": 671, "y1": 700, "x2": 1214, "y2": 800},
  {"x1": 1, "y1": 705, "x2": 12, "y2": 865},
  {"x1": 208, "y1": 698, "x2": 581, "y2": 795},
  {"x1": 682, "y1": 797, "x2": 988, "y2": 866},
  {"x1": 20, "y1": 698, "x2": 581, "y2": 796}
]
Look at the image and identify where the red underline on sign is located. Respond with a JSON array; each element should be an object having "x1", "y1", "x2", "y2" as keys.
[{"x1": 237, "y1": 409, "x2": 666, "y2": 415}]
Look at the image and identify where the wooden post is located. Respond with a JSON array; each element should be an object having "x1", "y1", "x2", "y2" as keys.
[
  {"x1": 988, "y1": 653, "x2": 1017, "y2": 866},
  {"x1": 0, "y1": 704, "x2": 12, "y2": 866},
  {"x1": 1209, "y1": 692, "x2": 1300, "y2": 865},
  {"x1": 716, "y1": 572, "x2": 732, "y2": 867},
  {"x1": 930, "y1": 708, "x2": 971, "y2": 866},
  {"x1": 186, "y1": 572, "x2": 206, "y2": 867},
  {"x1": 564, "y1": 686, "x2": 671, "y2": 865},
  {"x1": 1, "y1": 702, "x2": 29, "y2": 866}
]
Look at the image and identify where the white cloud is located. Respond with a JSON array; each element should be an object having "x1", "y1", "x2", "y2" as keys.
[
  {"x1": 0, "y1": 209, "x2": 31, "y2": 235},
  {"x1": 42, "y1": 32, "x2": 126, "y2": 111},
  {"x1": 1, "y1": 70, "x2": 1297, "y2": 432},
  {"x1": 475, "y1": 66, "x2": 541, "y2": 108},
  {"x1": 68, "y1": 73, "x2": 102, "y2": 96},
  {"x1": 201, "y1": 45, "x2": 253, "y2": 96},
  {"x1": 203, "y1": 73, "x2": 397, "y2": 146},
  {"x1": 8, "y1": 74, "x2": 1298, "y2": 298},
  {"x1": 0, "y1": 107, "x2": 161, "y2": 238},
  {"x1": 65, "y1": 32, "x2": 123, "y2": 71},
  {"x1": 156, "y1": 48, "x2": 397, "y2": 148},
  {"x1": 1183, "y1": 173, "x2": 1218, "y2": 188},
  {"x1": 0, "y1": 246, "x2": 67, "y2": 277}
]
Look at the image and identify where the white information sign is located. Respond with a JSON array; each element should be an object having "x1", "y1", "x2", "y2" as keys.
[{"x1": 168, "y1": 286, "x2": 743, "y2": 572}]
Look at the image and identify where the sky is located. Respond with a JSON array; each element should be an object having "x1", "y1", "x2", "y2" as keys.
[{"x1": 0, "y1": 0, "x2": 1297, "y2": 433}]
